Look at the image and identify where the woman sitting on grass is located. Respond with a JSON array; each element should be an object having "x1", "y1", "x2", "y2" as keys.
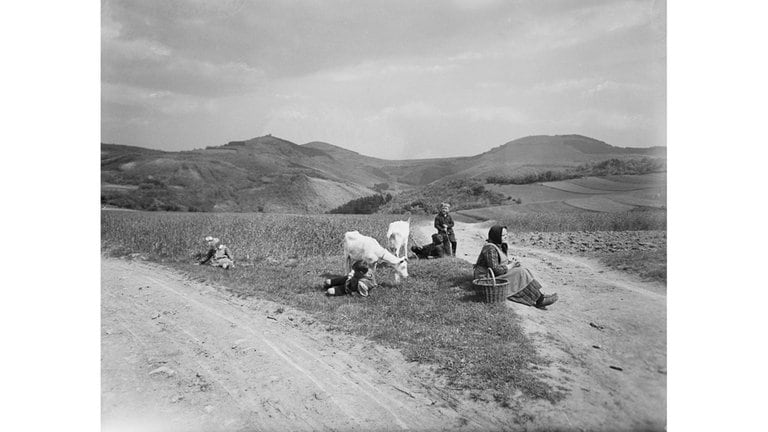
[
  {"x1": 474, "y1": 225, "x2": 558, "y2": 308},
  {"x1": 323, "y1": 260, "x2": 375, "y2": 297},
  {"x1": 197, "y1": 236, "x2": 235, "y2": 269}
]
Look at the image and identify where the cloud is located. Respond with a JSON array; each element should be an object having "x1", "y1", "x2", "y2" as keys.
[
  {"x1": 101, "y1": 0, "x2": 666, "y2": 153},
  {"x1": 528, "y1": 78, "x2": 650, "y2": 99},
  {"x1": 562, "y1": 108, "x2": 652, "y2": 131},
  {"x1": 379, "y1": 102, "x2": 446, "y2": 119},
  {"x1": 503, "y1": 0, "x2": 656, "y2": 58},
  {"x1": 370, "y1": 102, "x2": 526, "y2": 125},
  {"x1": 462, "y1": 106, "x2": 527, "y2": 123},
  {"x1": 102, "y1": 41, "x2": 265, "y2": 97},
  {"x1": 451, "y1": 0, "x2": 505, "y2": 11},
  {"x1": 102, "y1": 83, "x2": 217, "y2": 116},
  {"x1": 102, "y1": 0, "x2": 265, "y2": 97},
  {"x1": 261, "y1": 103, "x2": 410, "y2": 158},
  {"x1": 321, "y1": 60, "x2": 457, "y2": 83},
  {"x1": 583, "y1": 80, "x2": 649, "y2": 98},
  {"x1": 530, "y1": 78, "x2": 596, "y2": 94}
]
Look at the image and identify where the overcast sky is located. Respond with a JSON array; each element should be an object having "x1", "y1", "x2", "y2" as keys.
[{"x1": 101, "y1": 0, "x2": 666, "y2": 159}]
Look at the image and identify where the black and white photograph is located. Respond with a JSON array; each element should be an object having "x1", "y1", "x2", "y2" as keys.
[
  {"x1": 10, "y1": 0, "x2": 768, "y2": 430},
  {"x1": 96, "y1": 0, "x2": 671, "y2": 430}
]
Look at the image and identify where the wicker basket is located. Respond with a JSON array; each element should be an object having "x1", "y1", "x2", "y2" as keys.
[{"x1": 472, "y1": 269, "x2": 509, "y2": 303}]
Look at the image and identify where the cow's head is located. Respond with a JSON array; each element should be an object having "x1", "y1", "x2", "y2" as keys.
[{"x1": 393, "y1": 257, "x2": 408, "y2": 283}]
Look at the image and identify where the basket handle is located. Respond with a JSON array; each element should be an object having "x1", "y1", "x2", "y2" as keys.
[{"x1": 487, "y1": 268, "x2": 496, "y2": 286}]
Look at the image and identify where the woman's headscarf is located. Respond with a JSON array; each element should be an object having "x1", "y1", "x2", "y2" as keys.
[{"x1": 487, "y1": 225, "x2": 508, "y2": 254}]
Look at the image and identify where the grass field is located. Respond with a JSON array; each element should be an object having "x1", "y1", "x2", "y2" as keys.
[
  {"x1": 484, "y1": 183, "x2": 585, "y2": 203},
  {"x1": 482, "y1": 174, "x2": 665, "y2": 214},
  {"x1": 609, "y1": 194, "x2": 666, "y2": 209},
  {"x1": 564, "y1": 196, "x2": 638, "y2": 212},
  {"x1": 456, "y1": 207, "x2": 666, "y2": 232},
  {"x1": 102, "y1": 211, "x2": 426, "y2": 261},
  {"x1": 568, "y1": 177, "x2": 650, "y2": 192},
  {"x1": 605, "y1": 172, "x2": 666, "y2": 184},
  {"x1": 540, "y1": 181, "x2": 610, "y2": 194},
  {"x1": 102, "y1": 211, "x2": 562, "y2": 405}
]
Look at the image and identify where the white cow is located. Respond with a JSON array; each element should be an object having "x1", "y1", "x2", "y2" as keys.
[
  {"x1": 386, "y1": 218, "x2": 411, "y2": 259},
  {"x1": 343, "y1": 230, "x2": 408, "y2": 285}
]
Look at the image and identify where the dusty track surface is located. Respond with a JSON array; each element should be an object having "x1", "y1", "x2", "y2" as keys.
[
  {"x1": 416, "y1": 221, "x2": 666, "y2": 431},
  {"x1": 103, "y1": 220, "x2": 665, "y2": 431},
  {"x1": 102, "y1": 258, "x2": 511, "y2": 431}
]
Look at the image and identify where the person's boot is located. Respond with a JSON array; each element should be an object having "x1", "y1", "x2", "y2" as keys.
[{"x1": 535, "y1": 293, "x2": 558, "y2": 309}]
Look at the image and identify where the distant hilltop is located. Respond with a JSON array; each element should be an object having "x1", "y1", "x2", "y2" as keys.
[{"x1": 101, "y1": 134, "x2": 665, "y2": 213}]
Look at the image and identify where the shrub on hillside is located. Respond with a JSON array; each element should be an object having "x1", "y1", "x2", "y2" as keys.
[
  {"x1": 486, "y1": 157, "x2": 666, "y2": 185},
  {"x1": 328, "y1": 193, "x2": 393, "y2": 214}
]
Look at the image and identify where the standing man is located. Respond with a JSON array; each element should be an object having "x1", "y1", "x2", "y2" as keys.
[{"x1": 434, "y1": 202, "x2": 456, "y2": 257}]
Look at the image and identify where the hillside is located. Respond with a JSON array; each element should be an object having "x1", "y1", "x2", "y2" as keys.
[
  {"x1": 448, "y1": 135, "x2": 666, "y2": 179},
  {"x1": 101, "y1": 137, "x2": 384, "y2": 213},
  {"x1": 102, "y1": 134, "x2": 665, "y2": 213}
]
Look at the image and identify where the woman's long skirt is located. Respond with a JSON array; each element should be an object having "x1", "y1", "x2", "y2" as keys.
[{"x1": 474, "y1": 265, "x2": 542, "y2": 305}]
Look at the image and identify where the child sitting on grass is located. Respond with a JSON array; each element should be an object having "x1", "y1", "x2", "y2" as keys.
[
  {"x1": 323, "y1": 260, "x2": 375, "y2": 297},
  {"x1": 197, "y1": 236, "x2": 235, "y2": 269}
]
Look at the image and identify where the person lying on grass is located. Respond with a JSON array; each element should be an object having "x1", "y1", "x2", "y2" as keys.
[
  {"x1": 322, "y1": 260, "x2": 375, "y2": 297},
  {"x1": 473, "y1": 225, "x2": 558, "y2": 308},
  {"x1": 410, "y1": 233, "x2": 446, "y2": 259},
  {"x1": 197, "y1": 236, "x2": 235, "y2": 269}
]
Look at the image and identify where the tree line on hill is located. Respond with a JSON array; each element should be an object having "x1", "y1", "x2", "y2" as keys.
[
  {"x1": 382, "y1": 178, "x2": 508, "y2": 214},
  {"x1": 486, "y1": 157, "x2": 666, "y2": 185},
  {"x1": 327, "y1": 193, "x2": 393, "y2": 214},
  {"x1": 101, "y1": 177, "x2": 238, "y2": 212}
]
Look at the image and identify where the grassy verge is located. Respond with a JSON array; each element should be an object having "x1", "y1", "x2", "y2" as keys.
[{"x1": 169, "y1": 257, "x2": 561, "y2": 405}]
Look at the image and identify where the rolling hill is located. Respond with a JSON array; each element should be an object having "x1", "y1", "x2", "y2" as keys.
[{"x1": 101, "y1": 134, "x2": 665, "y2": 213}]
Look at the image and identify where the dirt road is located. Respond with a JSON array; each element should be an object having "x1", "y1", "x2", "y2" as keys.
[
  {"x1": 102, "y1": 259, "x2": 509, "y2": 431},
  {"x1": 416, "y1": 221, "x2": 666, "y2": 431},
  {"x1": 102, "y1": 220, "x2": 665, "y2": 431}
]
